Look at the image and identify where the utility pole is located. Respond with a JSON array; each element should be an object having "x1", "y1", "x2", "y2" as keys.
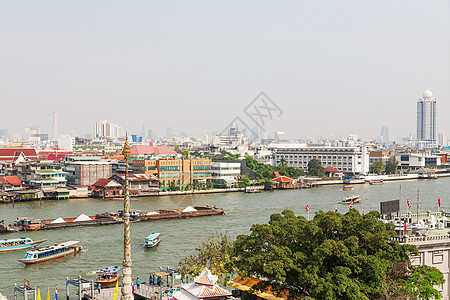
[{"x1": 121, "y1": 135, "x2": 133, "y2": 300}]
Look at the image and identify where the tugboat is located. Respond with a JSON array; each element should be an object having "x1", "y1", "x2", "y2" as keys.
[{"x1": 95, "y1": 266, "x2": 121, "y2": 287}]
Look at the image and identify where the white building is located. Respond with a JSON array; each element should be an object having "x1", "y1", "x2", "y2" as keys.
[
  {"x1": 395, "y1": 153, "x2": 442, "y2": 169},
  {"x1": 58, "y1": 135, "x2": 75, "y2": 151},
  {"x1": 212, "y1": 161, "x2": 241, "y2": 185},
  {"x1": 417, "y1": 89, "x2": 438, "y2": 147},
  {"x1": 270, "y1": 144, "x2": 370, "y2": 175},
  {"x1": 93, "y1": 120, "x2": 125, "y2": 139}
]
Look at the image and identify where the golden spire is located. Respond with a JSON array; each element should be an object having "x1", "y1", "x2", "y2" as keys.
[{"x1": 122, "y1": 133, "x2": 131, "y2": 158}]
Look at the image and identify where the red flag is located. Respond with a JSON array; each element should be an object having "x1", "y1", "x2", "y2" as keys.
[
  {"x1": 349, "y1": 201, "x2": 353, "y2": 209},
  {"x1": 335, "y1": 207, "x2": 338, "y2": 213},
  {"x1": 407, "y1": 198, "x2": 411, "y2": 208},
  {"x1": 438, "y1": 197, "x2": 441, "y2": 207},
  {"x1": 404, "y1": 219, "x2": 407, "y2": 231},
  {"x1": 305, "y1": 204, "x2": 310, "y2": 212},
  {"x1": 362, "y1": 210, "x2": 365, "y2": 216}
]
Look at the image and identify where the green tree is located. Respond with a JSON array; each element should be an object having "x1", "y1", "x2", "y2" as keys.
[
  {"x1": 386, "y1": 157, "x2": 398, "y2": 174},
  {"x1": 182, "y1": 150, "x2": 190, "y2": 159},
  {"x1": 241, "y1": 177, "x2": 250, "y2": 186},
  {"x1": 369, "y1": 160, "x2": 385, "y2": 174},
  {"x1": 233, "y1": 209, "x2": 420, "y2": 300},
  {"x1": 178, "y1": 233, "x2": 235, "y2": 284},
  {"x1": 405, "y1": 265, "x2": 445, "y2": 300},
  {"x1": 174, "y1": 145, "x2": 181, "y2": 153},
  {"x1": 308, "y1": 159, "x2": 325, "y2": 177}
]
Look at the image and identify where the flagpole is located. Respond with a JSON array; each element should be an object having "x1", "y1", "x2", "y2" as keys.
[{"x1": 307, "y1": 210, "x2": 310, "y2": 221}]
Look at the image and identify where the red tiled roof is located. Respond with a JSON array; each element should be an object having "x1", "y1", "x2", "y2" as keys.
[
  {"x1": 92, "y1": 179, "x2": 113, "y2": 188},
  {"x1": 44, "y1": 153, "x2": 69, "y2": 163},
  {"x1": 130, "y1": 146, "x2": 177, "y2": 156},
  {"x1": 0, "y1": 176, "x2": 22, "y2": 186},
  {"x1": 272, "y1": 176, "x2": 294, "y2": 182},
  {"x1": 324, "y1": 166, "x2": 340, "y2": 173},
  {"x1": 0, "y1": 148, "x2": 38, "y2": 161},
  {"x1": 200, "y1": 286, "x2": 231, "y2": 298}
]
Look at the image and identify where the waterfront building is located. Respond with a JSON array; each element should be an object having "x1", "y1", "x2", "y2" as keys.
[
  {"x1": 211, "y1": 161, "x2": 241, "y2": 186},
  {"x1": 0, "y1": 176, "x2": 23, "y2": 191},
  {"x1": 28, "y1": 169, "x2": 68, "y2": 188},
  {"x1": 64, "y1": 157, "x2": 112, "y2": 186},
  {"x1": 417, "y1": 89, "x2": 438, "y2": 148},
  {"x1": 172, "y1": 268, "x2": 231, "y2": 300},
  {"x1": 395, "y1": 153, "x2": 442, "y2": 170},
  {"x1": 111, "y1": 173, "x2": 159, "y2": 194},
  {"x1": 369, "y1": 150, "x2": 395, "y2": 165},
  {"x1": 269, "y1": 144, "x2": 370, "y2": 175},
  {"x1": 132, "y1": 158, "x2": 212, "y2": 189}
]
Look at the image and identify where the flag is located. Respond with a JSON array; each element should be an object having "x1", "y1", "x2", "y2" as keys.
[
  {"x1": 132, "y1": 280, "x2": 135, "y2": 296},
  {"x1": 305, "y1": 204, "x2": 309, "y2": 212},
  {"x1": 335, "y1": 207, "x2": 338, "y2": 213},
  {"x1": 362, "y1": 210, "x2": 365, "y2": 216},
  {"x1": 349, "y1": 201, "x2": 353, "y2": 209},
  {"x1": 46, "y1": 287, "x2": 50, "y2": 300},
  {"x1": 37, "y1": 288, "x2": 41, "y2": 300},
  {"x1": 113, "y1": 280, "x2": 119, "y2": 300},
  {"x1": 438, "y1": 197, "x2": 441, "y2": 207},
  {"x1": 55, "y1": 285, "x2": 58, "y2": 300},
  {"x1": 407, "y1": 198, "x2": 411, "y2": 208},
  {"x1": 404, "y1": 219, "x2": 407, "y2": 231}
]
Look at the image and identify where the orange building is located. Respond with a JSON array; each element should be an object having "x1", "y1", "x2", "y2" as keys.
[{"x1": 132, "y1": 158, "x2": 211, "y2": 189}]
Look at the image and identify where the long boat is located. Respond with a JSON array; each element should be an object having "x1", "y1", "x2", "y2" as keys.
[
  {"x1": 0, "y1": 237, "x2": 46, "y2": 252},
  {"x1": 4, "y1": 206, "x2": 225, "y2": 234},
  {"x1": 369, "y1": 179, "x2": 384, "y2": 185},
  {"x1": 18, "y1": 241, "x2": 82, "y2": 264},
  {"x1": 342, "y1": 195, "x2": 361, "y2": 204}
]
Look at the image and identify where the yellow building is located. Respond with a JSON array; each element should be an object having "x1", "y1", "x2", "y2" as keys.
[{"x1": 132, "y1": 158, "x2": 212, "y2": 189}]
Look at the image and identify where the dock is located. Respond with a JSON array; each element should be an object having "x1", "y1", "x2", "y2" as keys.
[{"x1": 95, "y1": 283, "x2": 162, "y2": 300}]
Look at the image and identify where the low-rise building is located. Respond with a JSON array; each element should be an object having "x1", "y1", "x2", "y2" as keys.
[
  {"x1": 369, "y1": 150, "x2": 395, "y2": 165},
  {"x1": 132, "y1": 158, "x2": 212, "y2": 189},
  {"x1": 212, "y1": 161, "x2": 241, "y2": 186},
  {"x1": 395, "y1": 153, "x2": 442, "y2": 170},
  {"x1": 64, "y1": 157, "x2": 113, "y2": 186},
  {"x1": 270, "y1": 144, "x2": 370, "y2": 175}
]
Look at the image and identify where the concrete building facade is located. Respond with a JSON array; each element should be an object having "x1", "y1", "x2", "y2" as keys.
[
  {"x1": 270, "y1": 144, "x2": 370, "y2": 175},
  {"x1": 417, "y1": 89, "x2": 438, "y2": 147}
]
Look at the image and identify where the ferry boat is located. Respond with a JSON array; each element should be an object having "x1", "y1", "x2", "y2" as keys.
[
  {"x1": 0, "y1": 238, "x2": 46, "y2": 252},
  {"x1": 342, "y1": 195, "x2": 361, "y2": 204},
  {"x1": 15, "y1": 217, "x2": 43, "y2": 230},
  {"x1": 18, "y1": 241, "x2": 82, "y2": 264},
  {"x1": 144, "y1": 233, "x2": 161, "y2": 248},
  {"x1": 369, "y1": 179, "x2": 384, "y2": 185},
  {"x1": 95, "y1": 266, "x2": 121, "y2": 287},
  {"x1": 342, "y1": 185, "x2": 354, "y2": 191}
]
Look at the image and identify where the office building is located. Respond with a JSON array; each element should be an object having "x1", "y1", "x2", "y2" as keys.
[
  {"x1": 93, "y1": 120, "x2": 125, "y2": 139},
  {"x1": 417, "y1": 89, "x2": 437, "y2": 147}
]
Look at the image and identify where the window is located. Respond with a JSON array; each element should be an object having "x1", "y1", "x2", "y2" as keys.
[{"x1": 160, "y1": 166, "x2": 180, "y2": 171}]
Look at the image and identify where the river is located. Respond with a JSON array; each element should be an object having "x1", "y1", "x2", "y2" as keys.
[{"x1": 1, "y1": 177, "x2": 449, "y2": 298}]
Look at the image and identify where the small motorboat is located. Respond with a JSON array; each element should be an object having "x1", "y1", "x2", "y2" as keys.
[
  {"x1": 144, "y1": 233, "x2": 161, "y2": 248},
  {"x1": 342, "y1": 185, "x2": 354, "y2": 191},
  {"x1": 369, "y1": 179, "x2": 384, "y2": 185},
  {"x1": 342, "y1": 195, "x2": 361, "y2": 204},
  {"x1": 95, "y1": 266, "x2": 121, "y2": 287}
]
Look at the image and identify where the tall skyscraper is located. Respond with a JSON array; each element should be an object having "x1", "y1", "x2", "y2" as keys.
[
  {"x1": 417, "y1": 89, "x2": 437, "y2": 147},
  {"x1": 93, "y1": 120, "x2": 125, "y2": 139},
  {"x1": 52, "y1": 110, "x2": 59, "y2": 141},
  {"x1": 380, "y1": 125, "x2": 389, "y2": 145}
]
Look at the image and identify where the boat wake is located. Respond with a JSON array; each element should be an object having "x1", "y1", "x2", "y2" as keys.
[{"x1": 86, "y1": 270, "x2": 97, "y2": 276}]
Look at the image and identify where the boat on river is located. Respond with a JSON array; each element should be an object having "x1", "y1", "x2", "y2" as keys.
[
  {"x1": 342, "y1": 185, "x2": 354, "y2": 191},
  {"x1": 0, "y1": 237, "x2": 46, "y2": 252},
  {"x1": 369, "y1": 179, "x2": 384, "y2": 185},
  {"x1": 144, "y1": 233, "x2": 161, "y2": 248},
  {"x1": 95, "y1": 266, "x2": 121, "y2": 287},
  {"x1": 342, "y1": 195, "x2": 361, "y2": 204},
  {"x1": 18, "y1": 241, "x2": 82, "y2": 264}
]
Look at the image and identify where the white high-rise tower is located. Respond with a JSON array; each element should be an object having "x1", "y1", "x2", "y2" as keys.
[
  {"x1": 417, "y1": 89, "x2": 437, "y2": 147},
  {"x1": 52, "y1": 110, "x2": 59, "y2": 141}
]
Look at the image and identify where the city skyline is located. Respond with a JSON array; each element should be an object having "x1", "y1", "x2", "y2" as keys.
[{"x1": 0, "y1": 1, "x2": 449, "y2": 141}]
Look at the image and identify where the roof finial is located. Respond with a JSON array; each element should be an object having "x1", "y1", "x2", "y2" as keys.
[{"x1": 122, "y1": 133, "x2": 131, "y2": 158}]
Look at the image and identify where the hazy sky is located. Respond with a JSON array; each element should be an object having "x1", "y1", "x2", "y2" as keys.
[{"x1": 1, "y1": 1, "x2": 449, "y2": 141}]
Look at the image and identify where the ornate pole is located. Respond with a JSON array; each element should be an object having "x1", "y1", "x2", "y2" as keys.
[{"x1": 121, "y1": 135, "x2": 133, "y2": 300}]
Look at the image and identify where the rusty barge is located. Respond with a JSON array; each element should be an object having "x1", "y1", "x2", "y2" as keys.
[{"x1": 4, "y1": 206, "x2": 224, "y2": 234}]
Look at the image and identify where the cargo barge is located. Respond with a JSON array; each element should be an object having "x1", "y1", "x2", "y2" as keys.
[{"x1": 4, "y1": 206, "x2": 224, "y2": 234}]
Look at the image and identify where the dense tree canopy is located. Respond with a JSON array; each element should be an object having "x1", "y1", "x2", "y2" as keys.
[
  {"x1": 370, "y1": 160, "x2": 385, "y2": 174},
  {"x1": 385, "y1": 157, "x2": 398, "y2": 175},
  {"x1": 233, "y1": 210, "x2": 422, "y2": 300},
  {"x1": 244, "y1": 155, "x2": 304, "y2": 179},
  {"x1": 308, "y1": 159, "x2": 325, "y2": 177}
]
